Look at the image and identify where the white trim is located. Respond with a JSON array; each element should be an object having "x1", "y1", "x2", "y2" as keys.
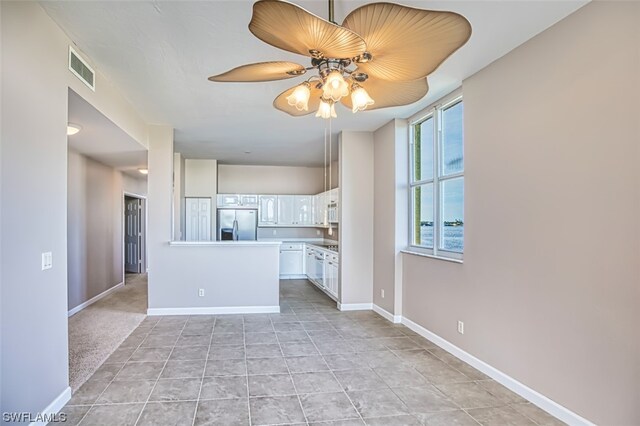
[
  {"x1": 401, "y1": 249, "x2": 464, "y2": 264},
  {"x1": 337, "y1": 302, "x2": 373, "y2": 311},
  {"x1": 372, "y1": 304, "x2": 401, "y2": 323},
  {"x1": 68, "y1": 282, "x2": 123, "y2": 317},
  {"x1": 28, "y1": 386, "x2": 71, "y2": 426},
  {"x1": 168, "y1": 241, "x2": 281, "y2": 247},
  {"x1": 280, "y1": 274, "x2": 307, "y2": 280},
  {"x1": 400, "y1": 316, "x2": 595, "y2": 426},
  {"x1": 147, "y1": 306, "x2": 280, "y2": 316}
]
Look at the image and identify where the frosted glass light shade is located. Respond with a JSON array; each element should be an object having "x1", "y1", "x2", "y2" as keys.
[
  {"x1": 323, "y1": 71, "x2": 349, "y2": 102},
  {"x1": 316, "y1": 99, "x2": 337, "y2": 119},
  {"x1": 350, "y1": 85, "x2": 374, "y2": 113},
  {"x1": 286, "y1": 82, "x2": 311, "y2": 111},
  {"x1": 67, "y1": 123, "x2": 81, "y2": 135}
]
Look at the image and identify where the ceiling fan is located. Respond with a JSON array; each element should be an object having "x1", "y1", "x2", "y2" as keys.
[{"x1": 209, "y1": 0, "x2": 471, "y2": 119}]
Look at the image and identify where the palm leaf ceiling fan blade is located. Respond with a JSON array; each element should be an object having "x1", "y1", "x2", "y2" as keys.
[
  {"x1": 342, "y1": 3, "x2": 471, "y2": 81},
  {"x1": 208, "y1": 61, "x2": 306, "y2": 82},
  {"x1": 341, "y1": 78, "x2": 429, "y2": 111},
  {"x1": 249, "y1": 0, "x2": 367, "y2": 59},
  {"x1": 273, "y1": 84, "x2": 323, "y2": 116}
]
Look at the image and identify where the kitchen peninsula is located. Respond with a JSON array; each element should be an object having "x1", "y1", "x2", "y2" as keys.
[{"x1": 147, "y1": 240, "x2": 281, "y2": 315}]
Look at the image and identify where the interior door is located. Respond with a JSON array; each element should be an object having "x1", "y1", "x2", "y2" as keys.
[
  {"x1": 186, "y1": 198, "x2": 200, "y2": 241},
  {"x1": 198, "y1": 198, "x2": 212, "y2": 241},
  {"x1": 125, "y1": 197, "x2": 142, "y2": 273}
]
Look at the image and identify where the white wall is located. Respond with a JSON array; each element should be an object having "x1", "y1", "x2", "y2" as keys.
[
  {"x1": 401, "y1": 3, "x2": 640, "y2": 424},
  {"x1": 338, "y1": 131, "x2": 374, "y2": 306},
  {"x1": 218, "y1": 164, "x2": 325, "y2": 195},
  {"x1": 0, "y1": 2, "x2": 148, "y2": 415},
  {"x1": 172, "y1": 153, "x2": 185, "y2": 240},
  {"x1": 67, "y1": 150, "x2": 125, "y2": 311},
  {"x1": 123, "y1": 174, "x2": 147, "y2": 197}
]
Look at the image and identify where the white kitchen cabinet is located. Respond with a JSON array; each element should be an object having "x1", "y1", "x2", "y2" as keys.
[
  {"x1": 294, "y1": 195, "x2": 313, "y2": 226},
  {"x1": 217, "y1": 194, "x2": 240, "y2": 207},
  {"x1": 219, "y1": 194, "x2": 258, "y2": 208},
  {"x1": 240, "y1": 194, "x2": 258, "y2": 207},
  {"x1": 277, "y1": 195, "x2": 295, "y2": 226},
  {"x1": 279, "y1": 243, "x2": 304, "y2": 278},
  {"x1": 258, "y1": 195, "x2": 277, "y2": 226},
  {"x1": 325, "y1": 254, "x2": 339, "y2": 297},
  {"x1": 314, "y1": 192, "x2": 328, "y2": 227}
]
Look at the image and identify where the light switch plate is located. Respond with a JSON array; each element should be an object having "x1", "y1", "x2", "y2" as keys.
[{"x1": 42, "y1": 252, "x2": 53, "y2": 270}]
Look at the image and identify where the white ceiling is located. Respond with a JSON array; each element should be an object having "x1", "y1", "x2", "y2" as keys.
[
  {"x1": 68, "y1": 89, "x2": 148, "y2": 179},
  {"x1": 46, "y1": 0, "x2": 587, "y2": 167}
]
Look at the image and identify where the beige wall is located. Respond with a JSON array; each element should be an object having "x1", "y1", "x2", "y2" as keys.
[
  {"x1": 1, "y1": 1, "x2": 148, "y2": 415},
  {"x1": 401, "y1": 3, "x2": 640, "y2": 424},
  {"x1": 184, "y1": 159, "x2": 217, "y2": 239},
  {"x1": 218, "y1": 164, "x2": 324, "y2": 195},
  {"x1": 339, "y1": 131, "x2": 374, "y2": 305},
  {"x1": 67, "y1": 150, "x2": 124, "y2": 311},
  {"x1": 373, "y1": 119, "x2": 408, "y2": 315}
]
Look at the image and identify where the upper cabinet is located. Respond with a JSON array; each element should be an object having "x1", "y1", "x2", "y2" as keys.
[
  {"x1": 218, "y1": 194, "x2": 259, "y2": 208},
  {"x1": 255, "y1": 190, "x2": 338, "y2": 228},
  {"x1": 258, "y1": 195, "x2": 277, "y2": 226},
  {"x1": 294, "y1": 195, "x2": 313, "y2": 226},
  {"x1": 217, "y1": 194, "x2": 240, "y2": 207},
  {"x1": 277, "y1": 195, "x2": 295, "y2": 225}
]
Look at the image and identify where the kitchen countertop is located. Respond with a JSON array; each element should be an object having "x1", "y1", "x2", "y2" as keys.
[{"x1": 260, "y1": 238, "x2": 339, "y2": 253}]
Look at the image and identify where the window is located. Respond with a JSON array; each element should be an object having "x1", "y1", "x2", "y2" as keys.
[{"x1": 410, "y1": 97, "x2": 464, "y2": 260}]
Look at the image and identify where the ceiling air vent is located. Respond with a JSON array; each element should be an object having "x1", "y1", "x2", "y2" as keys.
[{"x1": 68, "y1": 46, "x2": 95, "y2": 91}]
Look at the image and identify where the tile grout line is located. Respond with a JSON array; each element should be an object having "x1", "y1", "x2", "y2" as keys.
[
  {"x1": 191, "y1": 316, "x2": 216, "y2": 426},
  {"x1": 132, "y1": 318, "x2": 188, "y2": 426},
  {"x1": 76, "y1": 318, "x2": 159, "y2": 426},
  {"x1": 243, "y1": 316, "x2": 253, "y2": 426},
  {"x1": 272, "y1": 315, "x2": 310, "y2": 426},
  {"x1": 300, "y1": 311, "x2": 367, "y2": 425}
]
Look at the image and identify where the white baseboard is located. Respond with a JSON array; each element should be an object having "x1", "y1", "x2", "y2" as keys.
[
  {"x1": 147, "y1": 306, "x2": 280, "y2": 316},
  {"x1": 337, "y1": 302, "x2": 373, "y2": 311},
  {"x1": 372, "y1": 304, "x2": 401, "y2": 323},
  {"x1": 28, "y1": 386, "x2": 71, "y2": 426},
  {"x1": 68, "y1": 282, "x2": 124, "y2": 317},
  {"x1": 280, "y1": 274, "x2": 307, "y2": 280},
  {"x1": 400, "y1": 316, "x2": 594, "y2": 426}
]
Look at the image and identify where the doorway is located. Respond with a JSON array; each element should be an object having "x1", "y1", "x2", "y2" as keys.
[{"x1": 124, "y1": 193, "x2": 146, "y2": 274}]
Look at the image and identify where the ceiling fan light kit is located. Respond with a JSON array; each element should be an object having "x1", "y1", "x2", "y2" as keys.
[{"x1": 209, "y1": 0, "x2": 472, "y2": 119}]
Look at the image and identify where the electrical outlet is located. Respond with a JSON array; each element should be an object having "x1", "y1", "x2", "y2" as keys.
[
  {"x1": 41, "y1": 252, "x2": 52, "y2": 270},
  {"x1": 316, "y1": 230, "x2": 321, "y2": 236},
  {"x1": 198, "y1": 289, "x2": 205, "y2": 297},
  {"x1": 457, "y1": 321, "x2": 464, "y2": 335},
  {"x1": 272, "y1": 229, "x2": 277, "y2": 235},
  {"x1": 381, "y1": 289, "x2": 385, "y2": 298}
]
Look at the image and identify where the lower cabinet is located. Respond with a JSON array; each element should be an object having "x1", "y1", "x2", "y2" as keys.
[
  {"x1": 304, "y1": 245, "x2": 339, "y2": 300},
  {"x1": 279, "y1": 244, "x2": 304, "y2": 278},
  {"x1": 324, "y1": 254, "x2": 339, "y2": 298}
]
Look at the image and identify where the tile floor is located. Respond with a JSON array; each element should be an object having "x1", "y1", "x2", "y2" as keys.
[{"x1": 62, "y1": 279, "x2": 565, "y2": 426}]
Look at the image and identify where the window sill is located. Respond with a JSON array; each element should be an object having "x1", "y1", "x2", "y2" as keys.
[{"x1": 401, "y1": 249, "x2": 463, "y2": 264}]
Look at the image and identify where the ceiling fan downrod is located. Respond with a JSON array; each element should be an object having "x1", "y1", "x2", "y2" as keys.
[{"x1": 328, "y1": 0, "x2": 336, "y2": 24}]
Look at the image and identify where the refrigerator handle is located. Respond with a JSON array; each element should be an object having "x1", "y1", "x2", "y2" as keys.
[{"x1": 232, "y1": 219, "x2": 238, "y2": 241}]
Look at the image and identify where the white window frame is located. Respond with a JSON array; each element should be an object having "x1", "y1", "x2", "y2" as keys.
[{"x1": 408, "y1": 92, "x2": 464, "y2": 261}]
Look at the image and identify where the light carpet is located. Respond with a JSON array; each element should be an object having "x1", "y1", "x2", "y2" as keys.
[{"x1": 68, "y1": 273, "x2": 148, "y2": 392}]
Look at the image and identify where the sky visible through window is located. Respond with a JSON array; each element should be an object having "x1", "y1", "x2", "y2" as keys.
[{"x1": 441, "y1": 102, "x2": 463, "y2": 223}]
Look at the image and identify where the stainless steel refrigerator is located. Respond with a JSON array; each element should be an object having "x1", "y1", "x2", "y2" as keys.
[{"x1": 217, "y1": 209, "x2": 258, "y2": 241}]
